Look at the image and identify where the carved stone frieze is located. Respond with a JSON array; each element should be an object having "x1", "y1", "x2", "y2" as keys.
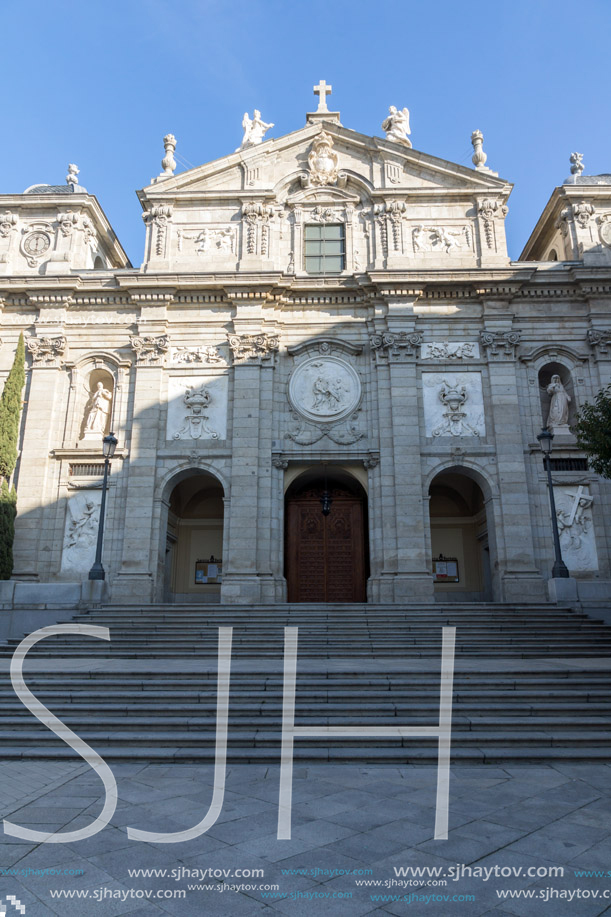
[
  {"x1": 412, "y1": 224, "x2": 471, "y2": 254},
  {"x1": 27, "y1": 335, "x2": 67, "y2": 366},
  {"x1": 142, "y1": 205, "x2": 173, "y2": 256},
  {"x1": 309, "y1": 206, "x2": 343, "y2": 223},
  {"x1": 480, "y1": 329, "x2": 521, "y2": 359},
  {"x1": 228, "y1": 333, "x2": 279, "y2": 364},
  {"x1": 130, "y1": 334, "x2": 169, "y2": 366},
  {"x1": 421, "y1": 342, "x2": 480, "y2": 360},
  {"x1": 370, "y1": 331, "x2": 423, "y2": 362},
  {"x1": 170, "y1": 345, "x2": 226, "y2": 365}
]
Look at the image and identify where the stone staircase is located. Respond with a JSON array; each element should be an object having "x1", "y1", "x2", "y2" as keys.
[{"x1": 0, "y1": 603, "x2": 610, "y2": 764}]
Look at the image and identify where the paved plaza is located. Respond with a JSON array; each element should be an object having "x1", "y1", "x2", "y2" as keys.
[{"x1": 1, "y1": 761, "x2": 611, "y2": 915}]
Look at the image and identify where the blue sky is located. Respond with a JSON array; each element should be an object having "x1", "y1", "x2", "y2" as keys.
[{"x1": 3, "y1": 0, "x2": 610, "y2": 264}]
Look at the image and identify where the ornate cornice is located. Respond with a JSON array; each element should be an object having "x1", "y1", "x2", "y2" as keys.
[{"x1": 228, "y1": 332, "x2": 279, "y2": 365}]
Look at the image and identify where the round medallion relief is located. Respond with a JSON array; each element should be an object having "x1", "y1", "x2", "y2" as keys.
[
  {"x1": 288, "y1": 356, "x2": 362, "y2": 424},
  {"x1": 599, "y1": 217, "x2": 611, "y2": 248}
]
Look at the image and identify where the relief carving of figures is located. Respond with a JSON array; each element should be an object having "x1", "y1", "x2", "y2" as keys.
[
  {"x1": 554, "y1": 485, "x2": 598, "y2": 572},
  {"x1": 142, "y1": 205, "x2": 173, "y2": 256},
  {"x1": 287, "y1": 355, "x2": 363, "y2": 444},
  {"x1": 228, "y1": 333, "x2": 279, "y2": 364},
  {"x1": 239, "y1": 110, "x2": 274, "y2": 149},
  {"x1": 546, "y1": 375, "x2": 571, "y2": 430},
  {"x1": 173, "y1": 384, "x2": 218, "y2": 440},
  {"x1": 84, "y1": 381, "x2": 113, "y2": 435},
  {"x1": 422, "y1": 342, "x2": 479, "y2": 360},
  {"x1": 27, "y1": 335, "x2": 67, "y2": 366},
  {"x1": 382, "y1": 106, "x2": 412, "y2": 147},
  {"x1": 61, "y1": 491, "x2": 101, "y2": 575},
  {"x1": 432, "y1": 380, "x2": 481, "y2": 437},
  {"x1": 0, "y1": 212, "x2": 18, "y2": 238},
  {"x1": 130, "y1": 334, "x2": 169, "y2": 366},
  {"x1": 310, "y1": 206, "x2": 342, "y2": 223},
  {"x1": 171, "y1": 345, "x2": 225, "y2": 365},
  {"x1": 370, "y1": 331, "x2": 423, "y2": 362},
  {"x1": 305, "y1": 131, "x2": 346, "y2": 187},
  {"x1": 412, "y1": 224, "x2": 469, "y2": 254},
  {"x1": 195, "y1": 227, "x2": 235, "y2": 254}
]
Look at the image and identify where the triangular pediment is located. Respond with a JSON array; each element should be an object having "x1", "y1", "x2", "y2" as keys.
[{"x1": 139, "y1": 121, "x2": 511, "y2": 206}]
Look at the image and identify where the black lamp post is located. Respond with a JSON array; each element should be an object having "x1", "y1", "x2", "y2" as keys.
[
  {"x1": 537, "y1": 427, "x2": 570, "y2": 578},
  {"x1": 88, "y1": 432, "x2": 118, "y2": 581}
]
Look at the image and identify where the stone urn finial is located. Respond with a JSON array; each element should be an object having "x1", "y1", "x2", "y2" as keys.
[
  {"x1": 161, "y1": 134, "x2": 177, "y2": 176},
  {"x1": 471, "y1": 130, "x2": 488, "y2": 171}
]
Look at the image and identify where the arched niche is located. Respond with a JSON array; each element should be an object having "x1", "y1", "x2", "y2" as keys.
[
  {"x1": 163, "y1": 469, "x2": 225, "y2": 603},
  {"x1": 79, "y1": 367, "x2": 115, "y2": 443},
  {"x1": 428, "y1": 467, "x2": 495, "y2": 602},
  {"x1": 538, "y1": 361, "x2": 575, "y2": 431}
]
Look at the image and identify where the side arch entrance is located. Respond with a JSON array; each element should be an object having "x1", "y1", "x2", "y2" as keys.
[
  {"x1": 162, "y1": 470, "x2": 225, "y2": 603},
  {"x1": 285, "y1": 470, "x2": 369, "y2": 603}
]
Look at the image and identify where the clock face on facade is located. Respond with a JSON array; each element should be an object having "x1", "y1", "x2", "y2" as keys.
[{"x1": 23, "y1": 231, "x2": 51, "y2": 257}]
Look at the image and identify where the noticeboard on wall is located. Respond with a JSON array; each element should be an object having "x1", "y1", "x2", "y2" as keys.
[
  {"x1": 195, "y1": 557, "x2": 223, "y2": 585},
  {"x1": 433, "y1": 555, "x2": 459, "y2": 583}
]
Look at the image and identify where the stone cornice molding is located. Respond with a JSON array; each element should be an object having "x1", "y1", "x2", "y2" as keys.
[{"x1": 287, "y1": 337, "x2": 362, "y2": 357}]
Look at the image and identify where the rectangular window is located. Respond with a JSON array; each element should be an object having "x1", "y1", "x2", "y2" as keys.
[{"x1": 304, "y1": 223, "x2": 345, "y2": 274}]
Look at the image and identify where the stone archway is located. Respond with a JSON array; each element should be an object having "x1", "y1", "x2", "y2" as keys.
[
  {"x1": 428, "y1": 469, "x2": 495, "y2": 602},
  {"x1": 164, "y1": 471, "x2": 225, "y2": 603},
  {"x1": 285, "y1": 470, "x2": 369, "y2": 603}
]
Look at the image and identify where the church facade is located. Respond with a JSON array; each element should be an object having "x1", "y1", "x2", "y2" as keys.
[{"x1": 1, "y1": 86, "x2": 611, "y2": 608}]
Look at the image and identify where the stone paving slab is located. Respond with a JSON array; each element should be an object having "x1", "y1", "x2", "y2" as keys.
[{"x1": 2, "y1": 763, "x2": 611, "y2": 915}]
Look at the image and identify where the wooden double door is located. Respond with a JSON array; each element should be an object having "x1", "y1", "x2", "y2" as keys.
[{"x1": 285, "y1": 481, "x2": 368, "y2": 603}]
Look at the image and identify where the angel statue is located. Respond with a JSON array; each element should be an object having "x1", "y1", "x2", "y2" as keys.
[
  {"x1": 238, "y1": 110, "x2": 274, "y2": 149},
  {"x1": 382, "y1": 106, "x2": 412, "y2": 147}
]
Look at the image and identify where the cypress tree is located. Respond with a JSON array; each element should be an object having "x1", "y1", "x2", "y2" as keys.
[{"x1": 0, "y1": 335, "x2": 25, "y2": 578}]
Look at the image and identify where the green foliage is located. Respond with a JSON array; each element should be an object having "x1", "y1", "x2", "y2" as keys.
[
  {"x1": 0, "y1": 480, "x2": 16, "y2": 580},
  {"x1": 0, "y1": 333, "x2": 25, "y2": 481},
  {"x1": 573, "y1": 384, "x2": 611, "y2": 478}
]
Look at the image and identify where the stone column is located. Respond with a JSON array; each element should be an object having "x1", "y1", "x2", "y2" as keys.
[
  {"x1": 221, "y1": 326, "x2": 279, "y2": 604},
  {"x1": 480, "y1": 319, "x2": 547, "y2": 602},
  {"x1": 370, "y1": 299, "x2": 434, "y2": 603},
  {"x1": 13, "y1": 334, "x2": 68, "y2": 580},
  {"x1": 113, "y1": 316, "x2": 169, "y2": 603}
]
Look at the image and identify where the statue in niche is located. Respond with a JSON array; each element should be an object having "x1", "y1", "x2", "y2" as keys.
[
  {"x1": 239, "y1": 110, "x2": 274, "y2": 149},
  {"x1": 546, "y1": 374, "x2": 571, "y2": 430},
  {"x1": 382, "y1": 106, "x2": 412, "y2": 147},
  {"x1": 84, "y1": 381, "x2": 113, "y2": 435}
]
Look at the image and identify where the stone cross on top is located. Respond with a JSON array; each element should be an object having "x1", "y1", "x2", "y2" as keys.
[
  {"x1": 314, "y1": 79, "x2": 332, "y2": 112},
  {"x1": 308, "y1": 79, "x2": 341, "y2": 125}
]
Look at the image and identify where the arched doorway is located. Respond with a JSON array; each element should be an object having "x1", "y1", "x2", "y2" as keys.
[
  {"x1": 285, "y1": 470, "x2": 369, "y2": 603},
  {"x1": 428, "y1": 469, "x2": 494, "y2": 602},
  {"x1": 164, "y1": 471, "x2": 224, "y2": 603}
]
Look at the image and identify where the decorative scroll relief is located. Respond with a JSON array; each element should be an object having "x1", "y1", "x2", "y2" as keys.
[
  {"x1": 27, "y1": 335, "x2": 66, "y2": 366},
  {"x1": 170, "y1": 345, "x2": 226, "y2": 365},
  {"x1": 412, "y1": 224, "x2": 471, "y2": 254},
  {"x1": 477, "y1": 199, "x2": 508, "y2": 249},
  {"x1": 61, "y1": 491, "x2": 101, "y2": 575},
  {"x1": 421, "y1": 342, "x2": 480, "y2": 360},
  {"x1": 228, "y1": 333, "x2": 279, "y2": 364},
  {"x1": 177, "y1": 226, "x2": 236, "y2": 256},
  {"x1": 423, "y1": 373, "x2": 485, "y2": 437},
  {"x1": 553, "y1": 485, "x2": 598, "y2": 572},
  {"x1": 587, "y1": 328, "x2": 611, "y2": 355},
  {"x1": 480, "y1": 329, "x2": 521, "y2": 360},
  {"x1": 288, "y1": 356, "x2": 361, "y2": 425},
  {"x1": 142, "y1": 205, "x2": 172, "y2": 256},
  {"x1": 370, "y1": 332, "x2": 422, "y2": 362},
  {"x1": 130, "y1": 334, "x2": 169, "y2": 366},
  {"x1": 166, "y1": 375, "x2": 228, "y2": 441},
  {"x1": 242, "y1": 203, "x2": 274, "y2": 256}
]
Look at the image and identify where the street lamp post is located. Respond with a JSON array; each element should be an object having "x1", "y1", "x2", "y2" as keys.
[
  {"x1": 537, "y1": 427, "x2": 570, "y2": 579},
  {"x1": 88, "y1": 432, "x2": 118, "y2": 581}
]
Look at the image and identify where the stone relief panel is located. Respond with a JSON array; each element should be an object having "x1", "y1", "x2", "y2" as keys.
[
  {"x1": 553, "y1": 485, "x2": 598, "y2": 573},
  {"x1": 421, "y1": 342, "x2": 480, "y2": 360},
  {"x1": 61, "y1": 490, "x2": 102, "y2": 576},
  {"x1": 422, "y1": 373, "x2": 485, "y2": 437},
  {"x1": 170, "y1": 345, "x2": 227, "y2": 366},
  {"x1": 166, "y1": 374, "x2": 228, "y2": 441},
  {"x1": 286, "y1": 355, "x2": 365, "y2": 445},
  {"x1": 176, "y1": 226, "x2": 237, "y2": 258},
  {"x1": 412, "y1": 224, "x2": 472, "y2": 254}
]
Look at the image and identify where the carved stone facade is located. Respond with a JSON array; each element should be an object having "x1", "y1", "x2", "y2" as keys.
[{"x1": 2, "y1": 93, "x2": 611, "y2": 608}]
